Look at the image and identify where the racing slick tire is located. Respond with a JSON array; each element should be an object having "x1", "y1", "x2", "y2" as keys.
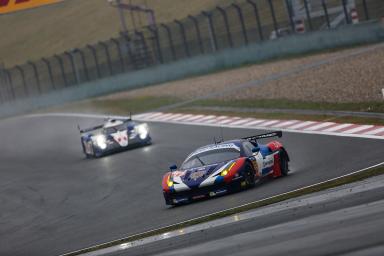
[
  {"x1": 243, "y1": 162, "x2": 256, "y2": 188},
  {"x1": 279, "y1": 150, "x2": 289, "y2": 176}
]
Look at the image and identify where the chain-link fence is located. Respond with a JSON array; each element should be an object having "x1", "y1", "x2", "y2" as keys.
[{"x1": 0, "y1": 0, "x2": 383, "y2": 104}]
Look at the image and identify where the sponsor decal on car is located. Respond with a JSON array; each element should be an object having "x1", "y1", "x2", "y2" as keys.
[
  {"x1": 0, "y1": 0, "x2": 62, "y2": 14},
  {"x1": 190, "y1": 170, "x2": 206, "y2": 181}
]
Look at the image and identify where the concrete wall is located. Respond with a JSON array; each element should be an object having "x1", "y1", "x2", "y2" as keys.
[{"x1": 1, "y1": 20, "x2": 384, "y2": 118}]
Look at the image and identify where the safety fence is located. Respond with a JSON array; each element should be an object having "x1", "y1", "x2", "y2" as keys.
[{"x1": 0, "y1": 0, "x2": 383, "y2": 104}]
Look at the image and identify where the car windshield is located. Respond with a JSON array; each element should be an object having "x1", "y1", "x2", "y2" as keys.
[
  {"x1": 181, "y1": 148, "x2": 240, "y2": 169},
  {"x1": 104, "y1": 124, "x2": 127, "y2": 134}
]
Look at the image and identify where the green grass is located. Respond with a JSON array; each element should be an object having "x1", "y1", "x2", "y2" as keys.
[
  {"x1": 43, "y1": 96, "x2": 180, "y2": 115},
  {"x1": 63, "y1": 165, "x2": 384, "y2": 256},
  {"x1": 189, "y1": 99, "x2": 384, "y2": 113},
  {"x1": 0, "y1": 0, "x2": 236, "y2": 67}
]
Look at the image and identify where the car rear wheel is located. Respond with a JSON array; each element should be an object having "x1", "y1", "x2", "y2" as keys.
[
  {"x1": 280, "y1": 151, "x2": 289, "y2": 176},
  {"x1": 244, "y1": 162, "x2": 256, "y2": 188}
]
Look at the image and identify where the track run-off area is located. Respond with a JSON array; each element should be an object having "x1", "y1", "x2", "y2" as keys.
[{"x1": 1, "y1": 113, "x2": 384, "y2": 256}]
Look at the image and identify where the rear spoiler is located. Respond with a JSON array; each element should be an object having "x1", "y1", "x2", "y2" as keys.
[
  {"x1": 242, "y1": 131, "x2": 282, "y2": 142},
  {"x1": 79, "y1": 124, "x2": 103, "y2": 134}
]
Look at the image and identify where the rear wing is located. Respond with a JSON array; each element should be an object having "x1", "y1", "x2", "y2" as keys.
[{"x1": 242, "y1": 131, "x2": 282, "y2": 143}]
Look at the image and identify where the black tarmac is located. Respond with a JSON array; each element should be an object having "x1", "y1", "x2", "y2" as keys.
[{"x1": 0, "y1": 115, "x2": 383, "y2": 256}]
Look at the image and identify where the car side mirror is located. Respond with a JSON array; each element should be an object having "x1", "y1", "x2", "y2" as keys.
[
  {"x1": 169, "y1": 164, "x2": 177, "y2": 171},
  {"x1": 252, "y1": 147, "x2": 260, "y2": 153}
]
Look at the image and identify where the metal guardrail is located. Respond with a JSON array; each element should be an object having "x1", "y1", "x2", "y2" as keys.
[{"x1": 0, "y1": 0, "x2": 382, "y2": 104}]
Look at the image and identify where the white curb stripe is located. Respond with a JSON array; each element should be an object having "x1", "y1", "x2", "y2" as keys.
[
  {"x1": 231, "y1": 118, "x2": 254, "y2": 126},
  {"x1": 27, "y1": 112, "x2": 384, "y2": 140},
  {"x1": 151, "y1": 113, "x2": 174, "y2": 120},
  {"x1": 363, "y1": 127, "x2": 384, "y2": 135},
  {"x1": 258, "y1": 120, "x2": 281, "y2": 127},
  {"x1": 304, "y1": 122, "x2": 335, "y2": 131},
  {"x1": 287, "y1": 121, "x2": 316, "y2": 130},
  {"x1": 272, "y1": 120, "x2": 299, "y2": 128},
  {"x1": 183, "y1": 114, "x2": 205, "y2": 122},
  {"x1": 204, "y1": 116, "x2": 231, "y2": 124},
  {"x1": 243, "y1": 119, "x2": 266, "y2": 127},
  {"x1": 342, "y1": 125, "x2": 374, "y2": 134},
  {"x1": 197, "y1": 115, "x2": 217, "y2": 122},
  {"x1": 172, "y1": 114, "x2": 194, "y2": 121},
  {"x1": 323, "y1": 123, "x2": 354, "y2": 132},
  {"x1": 219, "y1": 117, "x2": 241, "y2": 125}
]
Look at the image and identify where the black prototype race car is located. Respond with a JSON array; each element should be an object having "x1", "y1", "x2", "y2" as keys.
[{"x1": 79, "y1": 117, "x2": 151, "y2": 158}]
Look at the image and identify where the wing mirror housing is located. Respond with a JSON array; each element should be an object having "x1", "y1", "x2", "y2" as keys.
[
  {"x1": 169, "y1": 164, "x2": 178, "y2": 171},
  {"x1": 252, "y1": 147, "x2": 260, "y2": 153}
]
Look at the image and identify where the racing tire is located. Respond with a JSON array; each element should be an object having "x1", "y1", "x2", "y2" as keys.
[
  {"x1": 243, "y1": 162, "x2": 256, "y2": 188},
  {"x1": 280, "y1": 150, "x2": 289, "y2": 176}
]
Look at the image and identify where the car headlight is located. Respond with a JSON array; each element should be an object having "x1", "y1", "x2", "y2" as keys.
[
  {"x1": 136, "y1": 123, "x2": 149, "y2": 140},
  {"x1": 94, "y1": 135, "x2": 107, "y2": 150},
  {"x1": 221, "y1": 162, "x2": 236, "y2": 176}
]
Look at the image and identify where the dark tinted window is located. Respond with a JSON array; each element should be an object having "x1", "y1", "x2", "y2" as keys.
[
  {"x1": 181, "y1": 148, "x2": 240, "y2": 169},
  {"x1": 104, "y1": 124, "x2": 127, "y2": 134}
]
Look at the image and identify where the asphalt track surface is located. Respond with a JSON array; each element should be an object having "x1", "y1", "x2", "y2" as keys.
[{"x1": 1, "y1": 115, "x2": 384, "y2": 256}]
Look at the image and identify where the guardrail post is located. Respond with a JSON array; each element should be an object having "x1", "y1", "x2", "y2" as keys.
[
  {"x1": 188, "y1": 15, "x2": 204, "y2": 54},
  {"x1": 110, "y1": 38, "x2": 125, "y2": 72},
  {"x1": 4, "y1": 70, "x2": 15, "y2": 101},
  {"x1": 121, "y1": 32, "x2": 136, "y2": 70},
  {"x1": 267, "y1": 0, "x2": 279, "y2": 36},
  {"x1": 98, "y1": 41, "x2": 113, "y2": 75},
  {"x1": 321, "y1": 0, "x2": 331, "y2": 29},
  {"x1": 303, "y1": 0, "x2": 313, "y2": 31},
  {"x1": 246, "y1": 0, "x2": 264, "y2": 41},
  {"x1": 284, "y1": 0, "x2": 295, "y2": 32},
  {"x1": 42, "y1": 58, "x2": 56, "y2": 90},
  {"x1": 174, "y1": 19, "x2": 191, "y2": 57},
  {"x1": 362, "y1": 0, "x2": 369, "y2": 20},
  {"x1": 216, "y1": 7, "x2": 233, "y2": 48},
  {"x1": 87, "y1": 45, "x2": 101, "y2": 79},
  {"x1": 342, "y1": 0, "x2": 350, "y2": 24},
  {"x1": 15, "y1": 65, "x2": 28, "y2": 96},
  {"x1": 202, "y1": 11, "x2": 218, "y2": 52},
  {"x1": 147, "y1": 26, "x2": 164, "y2": 64},
  {"x1": 135, "y1": 30, "x2": 151, "y2": 67},
  {"x1": 160, "y1": 23, "x2": 177, "y2": 60},
  {"x1": 28, "y1": 61, "x2": 42, "y2": 94},
  {"x1": 54, "y1": 54, "x2": 68, "y2": 87},
  {"x1": 231, "y1": 4, "x2": 248, "y2": 45},
  {"x1": 64, "y1": 51, "x2": 79, "y2": 85},
  {"x1": 73, "y1": 48, "x2": 89, "y2": 81}
]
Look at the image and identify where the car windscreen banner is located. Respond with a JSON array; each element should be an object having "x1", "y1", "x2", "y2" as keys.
[{"x1": 0, "y1": 0, "x2": 62, "y2": 14}]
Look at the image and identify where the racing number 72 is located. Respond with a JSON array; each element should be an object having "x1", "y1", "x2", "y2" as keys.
[{"x1": 0, "y1": 0, "x2": 30, "y2": 7}]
